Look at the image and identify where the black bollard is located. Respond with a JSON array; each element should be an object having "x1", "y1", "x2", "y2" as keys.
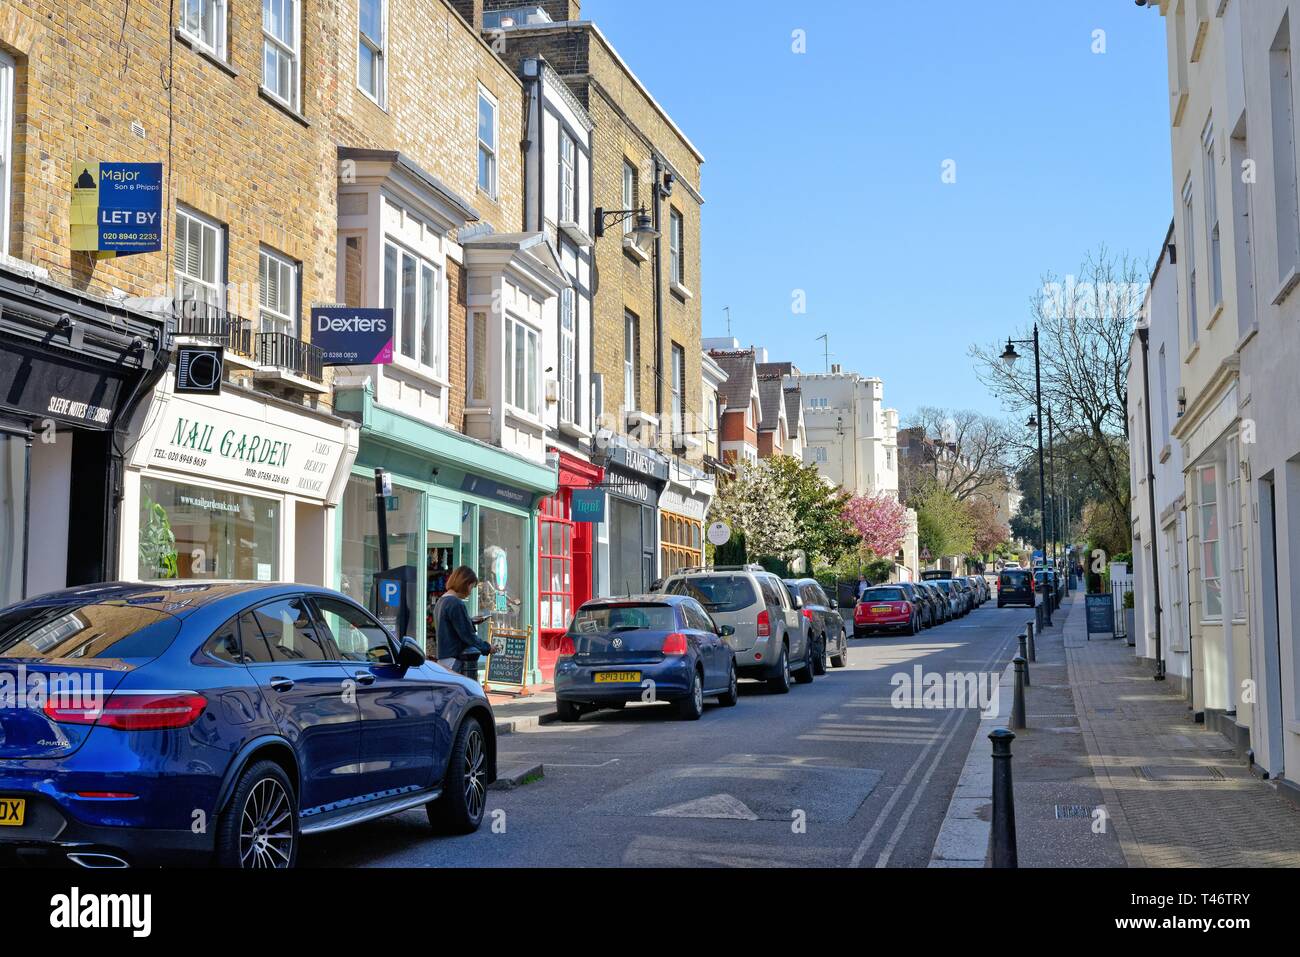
[
  {"x1": 990, "y1": 728, "x2": 1018, "y2": 868},
  {"x1": 1026, "y1": 620, "x2": 1036, "y2": 662},
  {"x1": 1017, "y1": 633, "x2": 1031, "y2": 687},
  {"x1": 1011, "y1": 655, "x2": 1027, "y2": 729}
]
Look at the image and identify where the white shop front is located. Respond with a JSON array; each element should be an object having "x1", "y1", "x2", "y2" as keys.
[{"x1": 119, "y1": 375, "x2": 358, "y2": 585}]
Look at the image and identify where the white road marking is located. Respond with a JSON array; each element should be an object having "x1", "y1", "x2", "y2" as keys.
[{"x1": 652, "y1": 793, "x2": 759, "y2": 820}]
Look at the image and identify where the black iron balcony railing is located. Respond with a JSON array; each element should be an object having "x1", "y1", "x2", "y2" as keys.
[
  {"x1": 257, "y1": 331, "x2": 324, "y2": 383},
  {"x1": 171, "y1": 300, "x2": 255, "y2": 360}
]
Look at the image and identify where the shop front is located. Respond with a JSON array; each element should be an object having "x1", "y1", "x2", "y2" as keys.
[
  {"x1": 536, "y1": 451, "x2": 603, "y2": 683},
  {"x1": 120, "y1": 373, "x2": 359, "y2": 585},
  {"x1": 334, "y1": 383, "x2": 556, "y2": 689},
  {"x1": 596, "y1": 441, "x2": 668, "y2": 596},
  {"x1": 659, "y1": 459, "x2": 715, "y2": 578},
  {"x1": 0, "y1": 264, "x2": 170, "y2": 603}
]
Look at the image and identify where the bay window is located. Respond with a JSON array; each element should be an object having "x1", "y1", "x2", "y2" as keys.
[
  {"x1": 559, "y1": 287, "x2": 575, "y2": 424},
  {"x1": 1197, "y1": 464, "x2": 1222, "y2": 620},
  {"x1": 504, "y1": 315, "x2": 539, "y2": 417},
  {"x1": 383, "y1": 241, "x2": 442, "y2": 375},
  {"x1": 559, "y1": 130, "x2": 576, "y2": 223}
]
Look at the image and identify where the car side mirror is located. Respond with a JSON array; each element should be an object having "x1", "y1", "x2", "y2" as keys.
[
  {"x1": 717, "y1": 624, "x2": 735, "y2": 638},
  {"x1": 397, "y1": 636, "x2": 426, "y2": 668},
  {"x1": 829, "y1": 598, "x2": 838, "y2": 610}
]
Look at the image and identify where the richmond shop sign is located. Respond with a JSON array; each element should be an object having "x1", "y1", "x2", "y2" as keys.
[{"x1": 137, "y1": 394, "x2": 347, "y2": 501}]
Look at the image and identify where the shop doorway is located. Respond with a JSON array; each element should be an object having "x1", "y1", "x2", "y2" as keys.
[{"x1": 425, "y1": 533, "x2": 459, "y2": 656}]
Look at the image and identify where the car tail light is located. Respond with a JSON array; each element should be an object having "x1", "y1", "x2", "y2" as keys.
[
  {"x1": 44, "y1": 691, "x2": 207, "y2": 731},
  {"x1": 662, "y1": 632, "x2": 688, "y2": 655},
  {"x1": 756, "y1": 609, "x2": 771, "y2": 637},
  {"x1": 901, "y1": 601, "x2": 912, "y2": 614},
  {"x1": 558, "y1": 634, "x2": 576, "y2": 656},
  {"x1": 802, "y1": 608, "x2": 815, "y2": 621}
]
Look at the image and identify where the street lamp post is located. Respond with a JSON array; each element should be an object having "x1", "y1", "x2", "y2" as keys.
[{"x1": 1001, "y1": 325, "x2": 1051, "y2": 626}]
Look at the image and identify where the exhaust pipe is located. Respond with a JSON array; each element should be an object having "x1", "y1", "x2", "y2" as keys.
[{"x1": 67, "y1": 852, "x2": 130, "y2": 869}]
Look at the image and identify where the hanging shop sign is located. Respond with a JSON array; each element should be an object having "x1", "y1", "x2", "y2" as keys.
[
  {"x1": 707, "y1": 521, "x2": 731, "y2": 547},
  {"x1": 606, "y1": 445, "x2": 669, "y2": 482},
  {"x1": 310, "y1": 306, "x2": 395, "y2": 365},
  {"x1": 570, "y1": 488, "x2": 606, "y2": 523},
  {"x1": 139, "y1": 392, "x2": 349, "y2": 501},
  {"x1": 175, "y1": 345, "x2": 224, "y2": 396},
  {"x1": 70, "y1": 162, "x2": 163, "y2": 257}
]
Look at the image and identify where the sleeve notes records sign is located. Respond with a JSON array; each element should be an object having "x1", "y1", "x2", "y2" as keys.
[{"x1": 70, "y1": 162, "x2": 163, "y2": 258}]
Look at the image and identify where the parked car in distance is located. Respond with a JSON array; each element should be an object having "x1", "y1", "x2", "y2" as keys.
[
  {"x1": 998, "y1": 567, "x2": 1036, "y2": 607},
  {"x1": 662, "y1": 565, "x2": 813, "y2": 693},
  {"x1": 968, "y1": 575, "x2": 989, "y2": 604},
  {"x1": 554, "y1": 594, "x2": 738, "y2": 722},
  {"x1": 854, "y1": 585, "x2": 921, "y2": 637},
  {"x1": 919, "y1": 581, "x2": 951, "y2": 624},
  {"x1": 0, "y1": 581, "x2": 495, "y2": 869},
  {"x1": 896, "y1": 581, "x2": 933, "y2": 629},
  {"x1": 952, "y1": 578, "x2": 975, "y2": 615},
  {"x1": 933, "y1": 579, "x2": 963, "y2": 619},
  {"x1": 784, "y1": 578, "x2": 850, "y2": 670}
]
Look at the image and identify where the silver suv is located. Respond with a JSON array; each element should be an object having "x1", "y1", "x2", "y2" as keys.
[{"x1": 662, "y1": 565, "x2": 813, "y2": 693}]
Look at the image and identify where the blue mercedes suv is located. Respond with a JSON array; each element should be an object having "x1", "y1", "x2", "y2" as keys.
[{"x1": 0, "y1": 582, "x2": 496, "y2": 868}]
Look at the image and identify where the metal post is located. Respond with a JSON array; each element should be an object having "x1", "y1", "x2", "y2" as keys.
[
  {"x1": 1026, "y1": 620, "x2": 1036, "y2": 662},
  {"x1": 1033, "y1": 325, "x2": 1051, "y2": 628},
  {"x1": 1011, "y1": 655, "x2": 1027, "y2": 729},
  {"x1": 373, "y1": 468, "x2": 391, "y2": 572},
  {"x1": 990, "y1": 728, "x2": 1018, "y2": 868},
  {"x1": 1018, "y1": 633, "x2": 1031, "y2": 687}
]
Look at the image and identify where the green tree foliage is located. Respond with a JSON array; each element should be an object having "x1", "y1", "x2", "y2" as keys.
[
  {"x1": 914, "y1": 483, "x2": 975, "y2": 559},
  {"x1": 762, "y1": 455, "x2": 859, "y2": 567}
]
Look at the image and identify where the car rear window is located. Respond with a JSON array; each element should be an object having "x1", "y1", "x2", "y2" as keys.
[
  {"x1": 1002, "y1": 571, "x2": 1030, "y2": 586},
  {"x1": 864, "y1": 588, "x2": 905, "y2": 601},
  {"x1": 571, "y1": 603, "x2": 679, "y2": 634},
  {"x1": 0, "y1": 603, "x2": 182, "y2": 662},
  {"x1": 665, "y1": 576, "x2": 758, "y2": 613}
]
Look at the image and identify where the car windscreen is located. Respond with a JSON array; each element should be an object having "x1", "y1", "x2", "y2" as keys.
[
  {"x1": 864, "y1": 588, "x2": 905, "y2": 602},
  {"x1": 0, "y1": 603, "x2": 182, "y2": 663},
  {"x1": 571, "y1": 603, "x2": 679, "y2": 634},
  {"x1": 664, "y1": 576, "x2": 758, "y2": 613}
]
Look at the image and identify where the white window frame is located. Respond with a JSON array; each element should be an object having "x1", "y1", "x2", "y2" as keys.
[
  {"x1": 503, "y1": 313, "x2": 540, "y2": 418},
  {"x1": 258, "y1": 246, "x2": 299, "y2": 336},
  {"x1": 623, "y1": 312, "x2": 638, "y2": 411},
  {"x1": 559, "y1": 287, "x2": 576, "y2": 425},
  {"x1": 1197, "y1": 463, "x2": 1223, "y2": 622},
  {"x1": 669, "y1": 208, "x2": 683, "y2": 286},
  {"x1": 478, "y1": 87, "x2": 498, "y2": 199},
  {"x1": 357, "y1": 0, "x2": 387, "y2": 108},
  {"x1": 0, "y1": 52, "x2": 13, "y2": 255},
  {"x1": 180, "y1": 0, "x2": 228, "y2": 60},
  {"x1": 1165, "y1": 521, "x2": 1185, "y2": 647},
  {"x1": 622, "y1": 161, "x2": 636, "y2": 235},
  {"x1": 174, "y1": 206, "x2": 226, "y2": 309},
  {"x1": 559, "y1": 130, "x2": 576, "y2": 223},
  {"x1": 1226, "y1": 436, "x2": 1246, "y2": 620},
  {"x1": 1202, "y1": 121, "x2": 1222, "y2": 310},
  {"x1": 262, "y1": 0, "x2": 302, "y2": 112},
  {"x1": 813, "y1": 446, "x2": 828, "y2": 463},
  {"x1": 1182, "y1": 177, "x2": 1198, "y2": 345},
  {"x1": 383, "y1": 239, "x2": 443, "y2": 377}
]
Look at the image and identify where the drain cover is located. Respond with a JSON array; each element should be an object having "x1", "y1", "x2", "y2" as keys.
[
  {"x1": 1136, "y1": 765, "x2": 1226, "y2": 782},
  {"x1": 1054, "y1": 804, "x2": 1093, "y2": 818}
]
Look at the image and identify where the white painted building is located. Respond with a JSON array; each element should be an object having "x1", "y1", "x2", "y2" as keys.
[{"x1": 797, "y1": 365, "x2": 900, "y2": 498}]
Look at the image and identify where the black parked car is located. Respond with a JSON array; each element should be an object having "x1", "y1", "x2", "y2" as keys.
[
  {"x1": 895, "y1": 581, "x2": 933, "y2": 629},
  {"x1": 997, "y1": 567, "x2": 1036, "y2": 608},
  {"x1": 784, "y1": 579, "x2": 850, "y2": 669}
]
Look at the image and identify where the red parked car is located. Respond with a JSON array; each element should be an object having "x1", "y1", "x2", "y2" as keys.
[{"x1": 854, "y1": 585, "x2": 920, "y2": 638}]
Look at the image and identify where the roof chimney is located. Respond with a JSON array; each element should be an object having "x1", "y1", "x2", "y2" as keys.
[{"x1": 830, "y1": 363, "x2": 842, "y2": 374}]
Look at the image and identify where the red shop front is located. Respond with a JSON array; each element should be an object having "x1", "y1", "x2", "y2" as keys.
[{"x1": 536, "y1": 452, "x2": 603, "y2": 684}]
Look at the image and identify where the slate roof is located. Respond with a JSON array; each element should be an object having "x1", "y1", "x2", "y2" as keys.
[
  {"x1": 783, "y1": 387, "x2": 803, "y2": 435},
  {"x1": 757, "y1": 376, "x2": 785, "y2": 432},
  {"x1": 709, "y1": 349, "x2": 757, "y2": 411}
]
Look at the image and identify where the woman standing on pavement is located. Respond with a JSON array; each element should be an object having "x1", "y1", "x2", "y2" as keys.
[{"x1": 435, "y1": 566, "x2": 494, "y2": 680}]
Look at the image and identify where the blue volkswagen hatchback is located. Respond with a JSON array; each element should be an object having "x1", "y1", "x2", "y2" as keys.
[
  {"x1": 0, "y1": 581, "x2": 496, "y2": 868},
  {"x1": 553, "y1": 593, "x2": 738, "y2": 721}
]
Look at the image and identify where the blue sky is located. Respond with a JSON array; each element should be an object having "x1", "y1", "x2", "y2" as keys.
[{"x1": 582, "y1": 0, "x2": 1171, "y2": 421}]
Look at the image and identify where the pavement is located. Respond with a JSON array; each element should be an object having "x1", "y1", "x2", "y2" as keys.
[
  {"x1": 933, "y1": 592, "x2": 1300, "y2": 868},
  {"x1": 300, "y1": 600, "x2": 1021, "y2": 867}
]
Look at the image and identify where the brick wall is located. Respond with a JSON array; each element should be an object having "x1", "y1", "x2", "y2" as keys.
[{"x1": 447, "y1": 258, "x2": 468, "y2": 427}]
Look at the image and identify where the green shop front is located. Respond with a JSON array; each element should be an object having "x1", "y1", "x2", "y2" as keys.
[{"x1": 333, "y1": 384, "x2": 557, "y2": 690}]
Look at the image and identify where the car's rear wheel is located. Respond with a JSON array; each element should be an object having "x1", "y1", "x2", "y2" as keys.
[
  {"x1": 831, "y1": 636, "x2": 849, "y2": 668},
  {"x1": 427, "y1": 715, "x2": 489, "y2": 834},
  {"x1": 216, "y1": 760, "x2": 298, "y2": 869},
  {"x1": 717, "y1": 662, "x2": 739, "y2": 707},
  {"x1": 556, "y1": 699, "x2": 583, "y2": 722},
  {"x1": 676, "y1": 669, "x2": 705, "y2": 720},
  {"x1": 906, "y1": 615, "x2": 917, "y2": 637},
  {"x1": 768, "y1": 645, "x2": 792, "y2": 694}
]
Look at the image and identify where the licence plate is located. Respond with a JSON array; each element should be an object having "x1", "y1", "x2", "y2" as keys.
[
  {"x1": 0, "y1": 798, "x2": 25, "y2": 827},
  {"x1": 594, "y1": 671, "x2": 641, "y2": 683},
  {"x1": 871, "y1": 605, "x2": 891, "y2": 613}
]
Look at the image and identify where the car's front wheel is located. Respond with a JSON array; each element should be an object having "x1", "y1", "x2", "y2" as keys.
[
  {"x1": 216, "y1": 760, "x2": 298, "y2": 869},
  {"x1": 812, "y1": 637, "x2": 827, "y2": 675},
  {"x1": 427, "y1": 715, "x2": 489, "y2": 834}
]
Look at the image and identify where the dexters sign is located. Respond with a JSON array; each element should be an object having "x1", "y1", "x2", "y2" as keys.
[{"x1": 310, "y1": 306, "x2": 394, "y2": 365}]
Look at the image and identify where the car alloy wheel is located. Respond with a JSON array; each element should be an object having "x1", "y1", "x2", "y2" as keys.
[
  {"x1": 239, "y1": 777, "x2": 294, "y2": 869},
  {"x1": 463, "y1": 725, "x2": 487, "y2": 822}
]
